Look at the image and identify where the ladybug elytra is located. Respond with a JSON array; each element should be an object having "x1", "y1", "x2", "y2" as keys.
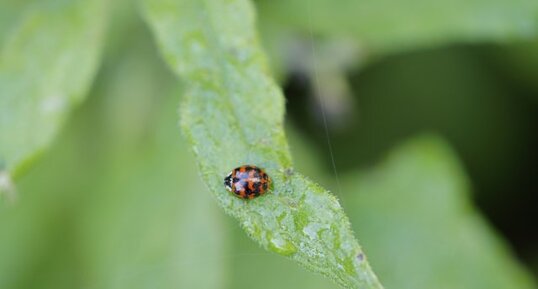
[{"x1": 224, "y1": 165, "x2": 271, "y2": 199}]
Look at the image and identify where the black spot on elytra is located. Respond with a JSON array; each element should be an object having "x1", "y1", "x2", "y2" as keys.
[{"x1": 253, "y1": 181, "x2": 261, "y2": 194}]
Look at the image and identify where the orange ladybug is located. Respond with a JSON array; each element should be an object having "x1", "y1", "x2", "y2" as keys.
[{"x1": 224, "y1": 165, "x2": 271, "y2": 199}]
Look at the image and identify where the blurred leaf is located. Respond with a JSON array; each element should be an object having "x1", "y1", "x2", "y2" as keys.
[
  {"x1": 81, "y1": 91, "x2": 229, "y2": 289},
  {"x1": 257, "y1": 0, "x2": 538, "y2": 56},
  {"x1": 78, "y1": 20, "x2": 230, "y2": 288},
  {"x1": 489, "y1": 40, "x2": 538, "y2": 96},
  {"x1": 0, "y1": 0, "x2": 107, "y2": 189},
  {"x1": 141, "y1": 0, "x2": 383, "y2": 288},
  {"x1": 343, "y1": 135, "x2": 537, "y2": 289},
  {"x1": 0, "y1": 12, "x2": 229, "y2": 289},
  {"x1": 0, "y1": 1, "x2": 33, "y2": 46}
]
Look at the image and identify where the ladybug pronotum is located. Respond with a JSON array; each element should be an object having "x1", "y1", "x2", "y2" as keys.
[{"x1": 224, "y1": 165, "x2": 271, "y2": 199}]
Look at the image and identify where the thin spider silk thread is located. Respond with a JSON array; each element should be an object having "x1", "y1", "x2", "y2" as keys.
[{"x1": 306, "y1": 0, "x2": 344, "y2": 202}]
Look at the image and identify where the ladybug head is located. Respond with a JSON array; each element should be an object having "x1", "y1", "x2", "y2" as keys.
[{"x1": 224, "y1": 172, "x2": 233, "y2": 192}]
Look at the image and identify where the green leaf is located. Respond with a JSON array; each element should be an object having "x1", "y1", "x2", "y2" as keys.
[
  {"x1": 0, "y1": 19, "x2": 229, "y2": 288},
  {"x1": 0, "y1": 1, "x2": 31, "y2": 46},
  {"x1": 82, "y1": 93, "x2": 229, "y2": 289},
  {"x1": 0, "y1": 0, "x2": 107, "y2": 187},
  {"x1": 490, "y1": 40, "x2": 538, "y2": 95},
  {"x1": 77, "y1": 20, "x2": 229, "y2": 289},
  {"x1": 343, "y1": 135, "x2": 538, "y2": 289},
  {"x1": 141, "y1": 0, "x2": 383, "y2": 288},
  {"x1": 257, "y1": 0, "x2": 538, "y2": 55}
]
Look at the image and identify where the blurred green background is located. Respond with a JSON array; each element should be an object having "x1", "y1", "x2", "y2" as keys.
[{"x1": 1, "y1": 0, "x2": 538, "y2": 288}]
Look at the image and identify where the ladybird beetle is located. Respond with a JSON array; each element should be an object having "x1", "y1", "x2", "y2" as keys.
[{"x1": 224, "y1": 165, "x2": 271, "y2": 199}]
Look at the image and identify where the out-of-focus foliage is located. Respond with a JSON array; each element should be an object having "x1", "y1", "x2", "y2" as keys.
[
  {"x1": 256, "y1": 0, "x2": 538, "y2": 84},
  {"x1": 488, "y1": 40, "x2": 538, "y2": 95},
  {"x1": 141, "y1": 0, "x2": 382, "y2": 288},
  {"x1": 257, "y1": 0, "x2": 538, "y2": 55},
  {"x1": 344, "y1": 136, "x2": 537, "y2": 289},
  {"x1": 0, "y1": 0, "x2": 107, "y2": 185},
  {"x1": 0, "y1": 13, "x2": 227, "y2": 289},
  {"x1": 0, "y1": 1, "x2": 29, "y2": 45}
]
